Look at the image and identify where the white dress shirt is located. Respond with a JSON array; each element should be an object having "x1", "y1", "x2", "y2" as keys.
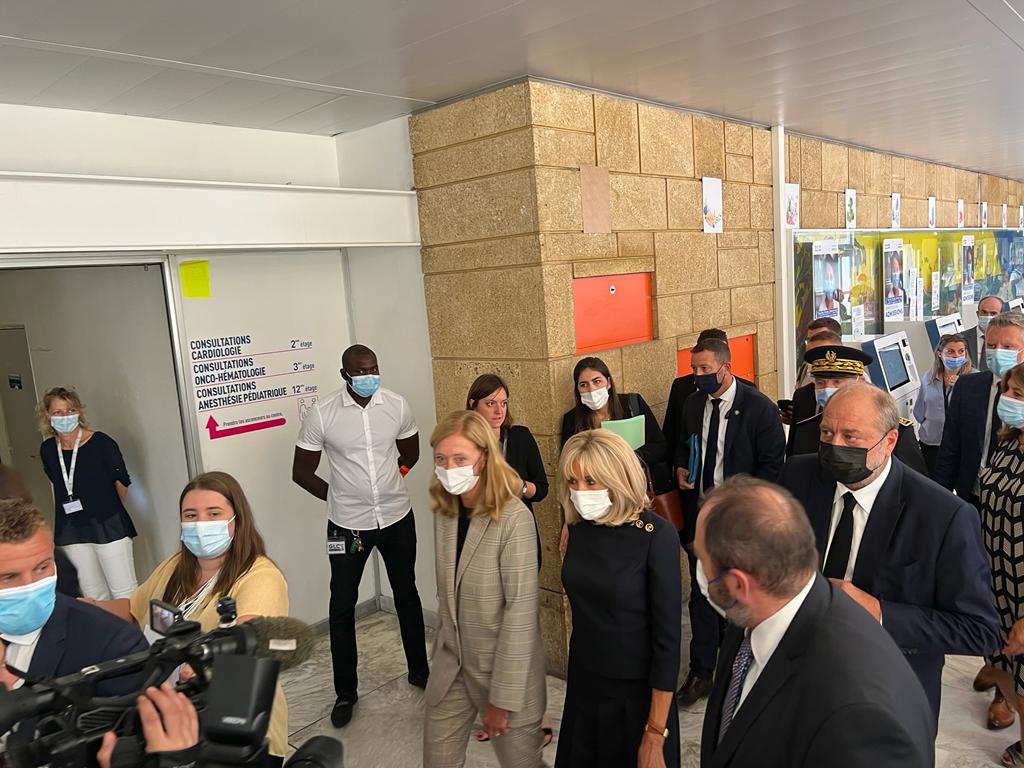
[
  {"x1": 736, "y1": 574, "x2": 816, "y2": 711},
  {"x1": 823, "y1": 458, "x2": 894, "y2": 581},
  {"x1": 1, "y1": 627, "x2": 42, "y2": 690},
  {"x1": 296, "y1": 386, "x2": 418, "y2": 530},
  {"x1": 700, "y1": 377, "x2": 738, "y2": 497},
  {"x1": 975, "y1": 377, "x2": 1002, "y2": 496}
]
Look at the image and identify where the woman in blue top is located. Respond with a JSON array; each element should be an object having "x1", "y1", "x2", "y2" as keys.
[
  {"x1": 37, "y1": 386, "x2": 138, "y2": 600},
  {"x1": 914, "y1": 334, "x2": 973, "y2": 478}
]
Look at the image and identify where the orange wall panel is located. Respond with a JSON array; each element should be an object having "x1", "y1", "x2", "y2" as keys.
[{"x1": 573, "y1": 273, "x2": 653, "y2": 354}]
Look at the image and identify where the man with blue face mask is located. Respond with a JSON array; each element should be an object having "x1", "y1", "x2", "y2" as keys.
[
  {"x1": 788, "y1": 346, "x2": 927, "y2": 476},
  {"x1": 292, "y1": 344, "x2": 428, "y2": 728},
  {"x1": 0, "y1": 499, "x2": 146, "y2": 725}
]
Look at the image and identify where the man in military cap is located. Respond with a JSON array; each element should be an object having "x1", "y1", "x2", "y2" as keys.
[{"x1": 788, "y1": 345, "x2": 928, "y2": 476}]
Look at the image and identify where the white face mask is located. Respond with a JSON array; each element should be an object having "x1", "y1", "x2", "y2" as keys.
[
  {"x1": 435, "y1": 464, "x2": 479, "y2": 496},
  {"x1": 580, "y1": 387, "x2": 609, "y2": 411},
  {"x1": 569, "y1": 488, "x2": 612, "y2": 521},
  {"x1": 695, "y1": 559, "x2": 731, "y2": 619}
]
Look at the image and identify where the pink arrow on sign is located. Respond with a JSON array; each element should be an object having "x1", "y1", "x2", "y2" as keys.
[{"x1": 205, "y1": 415, "x2": 286, "y2": 440}]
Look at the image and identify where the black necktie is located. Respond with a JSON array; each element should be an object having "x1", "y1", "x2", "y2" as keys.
[
  {"x1": 823, "y1": 492, "x2": 857, "y2": 579},
  {"x1": 703, "y1": 398, "x2": 722, "y2": 493}
]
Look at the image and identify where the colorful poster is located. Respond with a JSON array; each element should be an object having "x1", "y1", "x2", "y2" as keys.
[
  {"x1": 784, "y1": 183, "x2": 800, "y2": 228},
  {"x1": 845, "y1": 189, "x2": 857, "y2": 229},
  {"x1": 891, "y1": 192, "x2": 901, "y2": 229},
  {"x1": 982, "y1": 202, "x2": 989, "y2": 228},
  {"x1": 1003, "y1": 204, "x2": 1009, "y2": 229},
  {"x1": 962, "y1": 235, "x2": 975, "y2": 304},
  {"x1": 931, "y1": 270, "x2": 941, "y2": 312},
  {"x1": 928, "y1": 197, "x2": 937, "y2": 229},
  {"x1": 852, "y1": 303, "x2": 865, "y2": 339},
  {"x1": 702, "y1": 176, "x2": 723, "y2": 233},
  {"x1": 813, "y1": 239, "x2": 844, "y2": 320},
  {"x1": 883, "y1": 238, "x2": 905, "y2": 321},
  {"x1": 957, "y1": 199, "x2": 965, "y2": 228}
]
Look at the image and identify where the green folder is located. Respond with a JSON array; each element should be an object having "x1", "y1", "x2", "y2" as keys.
[{"x1": 600, "y1": 415, "x2": 645, "y2": 450}]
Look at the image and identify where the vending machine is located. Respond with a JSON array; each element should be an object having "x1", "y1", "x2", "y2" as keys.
[{"x1": 861, "y1": 331, "x2": 921, "y2": 423}]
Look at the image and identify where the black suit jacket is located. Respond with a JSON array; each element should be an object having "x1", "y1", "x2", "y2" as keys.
[
  {"x1": 701, "y1": 574, "x2": 935, "y2": 768},
  {"x1": 779, "y1": 455, "x2": 999, "y2": 718},
  {"x1": 674, "y1": 382, "x2": 786, "y2": 542},
  {"x1": 934, "y1": 370, "x2": 998, "y2": 498},
  {"x1": 964, "y1": 326, "x2": 980, "y2": 369},
  {"x1": 662, "y1": 374, "x2": 755, "y2": 453}
]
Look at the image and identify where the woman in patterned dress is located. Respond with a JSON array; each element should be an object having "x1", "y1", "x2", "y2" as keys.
[{"x1": 979, "y1": 362, "x2": 1024, "y2": 767}]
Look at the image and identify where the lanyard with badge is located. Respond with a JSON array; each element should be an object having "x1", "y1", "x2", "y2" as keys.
[
  {"x1": 56, "y1": 432, "x2": 84, "y2": 514},
  {"x1": 327, "y1": 526, "x2": 364, "y2": 556}
]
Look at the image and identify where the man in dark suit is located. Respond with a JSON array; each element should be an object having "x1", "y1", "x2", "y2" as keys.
[
  {"x1": 0, "y1": 499, "x2": 147, "y2": 701},
  {"x1": 787, "y1": 345, "x2": 927, "y2": 475},
  {"x1": 673, "y1": 338, "x2": 786, "y2": 704},
  {"x1": 779, "y1": 383, "x2": 999, "y2": 721},
  {"x1": 784, "y1": 328, "x2": 842, "y2": 430},
  {"x1": 662, "y1": 328, "x2": 754, "y2": 452},
  {"x1": 964, "y1": 295, "x2": 1005, "y2": 372},
  {"x1": 696, "y1": 477, "x2": 934, "y2": 768}
]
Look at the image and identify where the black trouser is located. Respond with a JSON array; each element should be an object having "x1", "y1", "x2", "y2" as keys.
[
  {"x1": 683, "y1": 541, "x2": 723, "y2": 680},
  {"x1": 327, "y1": 510, "x2": 428, "y2": 702},
  {"x1": 919, "y1": 442, "x2": 940, "y2": 479}
]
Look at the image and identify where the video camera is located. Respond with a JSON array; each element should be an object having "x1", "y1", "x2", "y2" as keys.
[{"x1": 0, "y1": 597, "x2": 340, "y2": 768}]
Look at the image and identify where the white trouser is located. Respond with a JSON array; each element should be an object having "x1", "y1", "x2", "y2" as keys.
[{"x1": 61, "y1": 537, "x2": 138, "y2": 600}]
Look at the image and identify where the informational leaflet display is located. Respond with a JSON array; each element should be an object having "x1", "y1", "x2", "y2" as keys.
[
  {"x1": 851, "y1": 304, "x2": 865, "y2": 339},
  {"x1": 962, "y1": 235, "x2": 975, "y2": 305},
  {"x1": 883, "y1": 238, "x2": 905, "y2": 321},
  {"x1": 812, "y1": 240, "x2": 843, "y2": 320},
  {"x1": 916, "y1": 275, "x2": 925, "y2": 321},
  {"x1": 908, "y1": 267, "x2": 918, "y2": 320},
  {"x1": 931, "y1": 271, "x2": 941, "y2": 312}
]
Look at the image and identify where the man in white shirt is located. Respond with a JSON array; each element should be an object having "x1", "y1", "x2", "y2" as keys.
[
  {"x1": 292, "y1": 344, "x2": 428, "y2": 728},
  {"x1": 695, "y1": 476, "x2": 934, "y2": 768}
]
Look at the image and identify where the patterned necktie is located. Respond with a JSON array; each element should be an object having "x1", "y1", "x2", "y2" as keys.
[{"x1": 718, "y1": 633, "x2": 754, "y2": 744}]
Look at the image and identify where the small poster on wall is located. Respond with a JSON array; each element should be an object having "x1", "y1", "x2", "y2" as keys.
[
  {"x1": 813, "y1": 239, "x2": 844, "y2": 320},
  {"x1": 883, "y1": 238, "x2": 905, "y2": 321},
  {"x1": 962, "y1": 235, "x2": 975, "y2": 304},
  {"x1": 931, "y1": 270, "x2": 941, "y2": 312},
  {"x1": 1003, "y1": 204, "x2": 1009, "y2": 228},
  {"x1": 784, "y1": 183, "x2": 800, "y2": 228},
  {"x1": 916, "y1": 274, "x2": 925, "y2": 321},
  {"x1": 845, "y1": 189, "x2": 857, "y2": 229},
  {"x1": 957, "y1": 199, "x2": 965, "y2": 227},
  {"x1": 891, "y1": 192, "x2": 901, "y2": 229},
  {"x1": 702, "y1": 176, "x2": 723, "y2": 233},
  {"x1": 852, "y1": 304, "x2": 865, "y2": 339},
  {"x1": 982, "y1": 202, "x2": 989, "y2": 228},
  {"x1": 928, "y1": 197, "x2": 937, "y2": 228}
]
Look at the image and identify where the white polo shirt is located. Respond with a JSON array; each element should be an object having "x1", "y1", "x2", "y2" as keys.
[{"x1": 296, "y1": 386, "x2": 418, "y2": 531}]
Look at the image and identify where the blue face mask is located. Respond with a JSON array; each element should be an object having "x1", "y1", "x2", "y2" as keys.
[
  {"x1": 0, "y1": 574, "x2": 57, "y2": 636},
  {"x1": 181, "y1": 517, "x2": 235, "y2": 559},
  {"x1": 50, "y1": 414, "x2": 79, "y2": 434},
  {"x1": 822, "y1": 280, "x2": 836, "y2": 296},
  {"x1": 998, "y1": 395, "x2": 1024, "y2": 428},
  {"x1": 979, "y1": 315, "x2": 994, "y2": 332},
  {"x1": 349, "y1": 374, "x2": 381, "y2": 398},
  {"x1": 988, "y1": 348, "x2": 1022, "y2": 377},
  {"x1": 815, "y1": 387, "x2": 839, "y2": 409},
  {"x1": 695, "y1": 369, "x2": 723, "y2": 396},
  {"x1": 942, "y1": 355, "x2": 967, "y2": 371}
]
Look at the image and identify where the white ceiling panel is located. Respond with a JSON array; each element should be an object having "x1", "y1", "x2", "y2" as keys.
[{"x1": 2, "y1": 0, "x2": 1024, "y2": 177}]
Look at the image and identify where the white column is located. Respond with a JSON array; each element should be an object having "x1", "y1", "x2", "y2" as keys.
[{"x1": 771, "y1": 125, "x2": 797, "y2": 397}]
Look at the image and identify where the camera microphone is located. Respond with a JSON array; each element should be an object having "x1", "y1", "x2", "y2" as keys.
[{"x1": 194, "y1": 616, "x2": 315, "y2": 672}]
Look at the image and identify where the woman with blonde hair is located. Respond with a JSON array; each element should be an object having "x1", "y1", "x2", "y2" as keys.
[
  {"x1": 555, "y1": 429, "x2": 681, "y2": 768},
  {"x1": 423, "y1": 410, "x2": 546, "y2": 768},
  {"x1": 37, "y1": 386, "x2": 138, "y2": 600}
]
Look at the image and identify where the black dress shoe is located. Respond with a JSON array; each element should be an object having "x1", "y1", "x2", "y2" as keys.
[
  {"x1": 676, "y1": 672, "x2": 713, "y2": 705},
  {"x1": 330, "y1": 700, "x2": 355, "y2": 728},
  {"x1": 408, "y1": 669, "x2": 429, "y2": 689}
]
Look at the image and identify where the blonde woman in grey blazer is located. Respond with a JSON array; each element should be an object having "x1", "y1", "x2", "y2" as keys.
[{"x1": 423, "y1": 410, "x2": 546, "y2": 768}]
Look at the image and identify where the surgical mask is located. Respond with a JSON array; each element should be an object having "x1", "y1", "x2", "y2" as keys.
[
  {"x1": 892, "y1": 274, "x2": 901, "y2": 289},
  {"x1": 818, "y1": 435, "x2": 886, "y2": 486},
  {"x1": 979, "y1": 315, "x2": 994, "y2": 332},
  {"x1": 988, "y1": 348, "x2": 1023, "y2": 377},
  {"x1": 0, "y1": 574, "x2": 57, "y2": 636},
  {"x1": 181, "y1": 517, "x2": 235, "y2": 559},
  {"x1": 349, "y1": 374, "x2": 381, "y2": 398},
  {"x1": 815, "y1": 387, "x2": 838, "y2": 409},
  {"x1": 580, "y1": 387, "x2": 609, "y2": 411},
  {"x1": 569, "y1": 488, "x2": 612, "y2": 521},
  {"x1": 696, "y1": 559, "x2": 735, "y2": 619},
  {"x1": 50, "y1": 414, "x2": 79, "y2": 434},
  {"x1": 822, "y1": 279, "x2": 835, "y2": 296},
  {"x1": 942, "y1": 355, "x2": 967, "y2": 371},
  {"x1": 434, "y1": 464, "x2": 479, "y2": 496},
  {"x1": 997, "y1": 395, "x2": 1024, "y2": 428},
  {"x1": 695, "y1": 369, "x2": 723, "y2": 396}
]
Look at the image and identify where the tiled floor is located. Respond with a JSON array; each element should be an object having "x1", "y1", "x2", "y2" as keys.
[{"x1": 281, "y1": 612, "x2": 1018, "y2": 767}]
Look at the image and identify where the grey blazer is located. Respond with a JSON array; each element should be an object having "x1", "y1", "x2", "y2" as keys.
[{"x1": 426, "y1": 496, "x2": 546, "y2": 722}]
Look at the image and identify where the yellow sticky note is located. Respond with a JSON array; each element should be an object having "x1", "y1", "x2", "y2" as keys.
[{"x1": 180, "y1": 260, "x2": 211, "y2": 298}]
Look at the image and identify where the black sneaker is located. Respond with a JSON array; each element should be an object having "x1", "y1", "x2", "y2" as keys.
[
  {"x1": 330, "y1": 699, "x2": 355, "y2": 728},
  {"x1": 408, "y1": 669, "x2": 429, "y2": 689},
  {"x1": 676, "y1": 671, "x2": 713, "y2": 706}
]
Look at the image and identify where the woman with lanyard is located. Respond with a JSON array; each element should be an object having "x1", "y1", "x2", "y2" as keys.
[
  {"x1": 37, "y1": 386, "x2": 138, "y2": 600},
  {"x1": 914, "y1": 333, "x2": 973, "y2": 478},
  {"x1": 90, "y1": 471, "x2": 291, "y2": 765}
]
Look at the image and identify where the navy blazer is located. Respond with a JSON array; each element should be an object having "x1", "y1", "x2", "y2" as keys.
[
  {"x1": 28, "y1": 593, "x2": 148, "y2": 695},
  {"x1": 702, "y1": 574, "x2": 935, "y2": 768},
  {"x1": 933, "y1": 370, "x2": 997, "y2": 499},
  {"x1": 673, "y1": 381, "x2": 786, "y2": 543},
  {"x1": 779, "y1": 455, "x2": 999, "y2": 719}
]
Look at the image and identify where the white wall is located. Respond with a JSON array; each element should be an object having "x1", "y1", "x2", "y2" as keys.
[
  {"x1": 344, "y1": 246, "x2": 438, "y2": 614},
  {"x1": 0, "y1": 265, "x2": 191, "y2": 577},
  {"x1": 335, "y1": 117, "x2": 414, "y2": 191},
  {"x1": 0, "y1": 103, "x2": 339, "y2": 186}
]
